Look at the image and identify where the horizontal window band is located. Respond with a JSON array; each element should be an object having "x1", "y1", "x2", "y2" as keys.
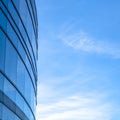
[
  {"x1": 0, "y1": 71, "x2": 35, "y2": 120},
  {"x1": 0, "y1": 90, "x2": 29, "y2": 120}
]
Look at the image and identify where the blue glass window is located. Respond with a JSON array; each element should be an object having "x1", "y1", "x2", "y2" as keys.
[
  {"x1": 2, "y1": 104, "x2": 20, "y2": 120},
  {"x1": 0, "y1": 32, "x2": 6, "y2": 72},
  {"x1": 0, "y1": 0, "x2": 38, "y2": 119},
  {"x1": 5, "y1": 40, "x2": 17, "y2": 84},
  {"x1": 3, "y1": 77, "x2": 16, "y2": 102},
  {"x1": 16, "y1": 55, "x2": 25, "y2": 96}
]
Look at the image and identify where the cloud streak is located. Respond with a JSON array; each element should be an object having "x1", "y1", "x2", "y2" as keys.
[
  {"x1": 36, "y1": 92, "x2": 115, "y2": 120},
  {"x1": 58, "y1": 31, "x2": 120, "y2": 58}
]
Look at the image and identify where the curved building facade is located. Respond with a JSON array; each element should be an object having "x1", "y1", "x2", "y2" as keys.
[{"x1": 0, "y1": 0, "x2": 38, "y2": 119}]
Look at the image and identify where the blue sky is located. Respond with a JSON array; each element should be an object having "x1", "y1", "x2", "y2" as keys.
[{"x1": 36, "y1": 0, "x2": 120, "y2": 119}]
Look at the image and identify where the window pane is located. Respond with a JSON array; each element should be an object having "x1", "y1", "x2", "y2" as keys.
[
  {"x1": 0, "y1": 24, "x2": 6, "y2": 72},
  {"x1": 2, "y1": 104, "x2": 20, "y2": 120},
  {"x1": 5, "y1": 40, "x2": 17, "y2": 83},
  {"x1": 17, "y1": 57, "x2": 25, "y2": 96},
  {"x1": 3, "y1": 78, "x2": 16, "y2": 102}
]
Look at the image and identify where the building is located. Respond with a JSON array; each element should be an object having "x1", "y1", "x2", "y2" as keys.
[{"x1": 0, "y1": 0, "x2": 38, "y2": 119}]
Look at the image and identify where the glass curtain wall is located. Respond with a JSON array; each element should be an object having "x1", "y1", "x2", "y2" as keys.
[{"x1": 0, "y1": 0, "x2": 38, "y2": 119}]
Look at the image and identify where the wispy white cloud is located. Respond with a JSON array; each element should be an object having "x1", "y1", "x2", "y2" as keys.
[
  {"x1": 58, "y1": 31, "x2": 120, "y2": 58},
  {"x1": 36, "y1": 66, "x2": 120, "y2": 120},
  {"x1": 36, "y1": 22, "x2": 120, "y2": 120},
  {"x1": 36, "y1": 92, "x2": 116, "y2": 120},
  {"x1": 37, "y1": 83, "x2": 51, "y2": 99}
]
